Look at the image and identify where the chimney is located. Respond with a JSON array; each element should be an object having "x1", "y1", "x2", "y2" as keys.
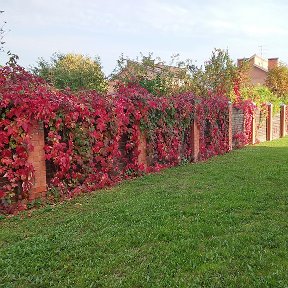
[
  {"x1": 268, "y1": 58, "x2": 278, "y2": 70},
  {"x1": 237, "y1": 58, "x2": 244, "y2": 67}
]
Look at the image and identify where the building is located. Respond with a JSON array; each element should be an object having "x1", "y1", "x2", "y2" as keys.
[{"x1": 237, "y1": 54, "x2": 278, "y2": 85}]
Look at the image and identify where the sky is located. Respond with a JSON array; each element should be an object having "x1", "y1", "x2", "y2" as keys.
[{"x1": 1, "y1": 0, "x2": 288, "y2": 76}]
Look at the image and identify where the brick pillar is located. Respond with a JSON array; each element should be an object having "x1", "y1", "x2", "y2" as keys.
[
  {"x1": 228, "y1": 102, "x2": 233, "y2": 151},
  {"x1": 138, "y1": 130, "x2": 147, "y2": 171},
  {"x1": 27, "y1": 121, "x2": 46, "y2": 200},
  {"x1": 251, "y1": 110, "x2": 256, "y2": 145},
  {"x1": 191, "y1": 120, "x2": 200, "y2": 162},
  {"x1": 266, "y1": 103, "x2": 273, "y2": 141},
  {"x1": 280, "y1": 104, "x2": 286, "y2": 138}
]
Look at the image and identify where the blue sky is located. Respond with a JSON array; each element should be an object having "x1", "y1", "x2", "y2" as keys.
[{"x1": 1, "y1": 0, "x2": 288, "y2": 76}]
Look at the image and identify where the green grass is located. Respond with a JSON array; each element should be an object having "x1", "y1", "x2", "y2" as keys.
[{"x1": 1, "y1": 138, "x2": 288, "y2": 288}]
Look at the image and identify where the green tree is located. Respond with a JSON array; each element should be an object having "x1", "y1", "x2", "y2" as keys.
[
  {"x1": 187, "y1": 49, "x2": 238, "y2": 97},
  {"x1": 111, "y1": 49, "x2": 242, "y2": 99},
  {"x1": 266, "y1": 64, "x2": 288, "y2": 102},
  {"x1": 32, "y1": 53, "x2": 108, "y2": 93},
  {"x1": 241, "y1": 86, "x2": 281, "y2": 110},
  {"x1": 111, "y1": 53, "x2": 190, "y2": 97}
]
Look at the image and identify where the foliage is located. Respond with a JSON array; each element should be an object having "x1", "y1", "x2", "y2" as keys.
[
  {"x1": 266, "y1": 64, "x2": 288, "y2": 102},
  {"x1": 32, "y1": 53, "x2": 108, "y2": 93},
  {"x1": 196, "y1": 95, "x2": 231, "y2": 159},
  {"x1": 187, "y1": 48, "x2": 239, "y2": 97},
  {"x1": 239, "y1": 86, "x2": 281, "y2": 114},
  {"x1": 232, "y1": 82, "x2": 257, "y2": 146},
  {"x1": 111, "y1": 49, "x2": 254, "y2": 101},
  {"x1": 1, "y1": 137, "x2": 288, "y2": 287},
  {"x1": 111, "y1": 53, "x2": 190, "y2": 97},
  {"x1": 0, "y1": 65, "x2": 142, "y2": 212},
  {"x1": 0, "y1": 64, "x2": 233, "y2": 213},
  {"x1": 3, "y1": 59, "x2": 285, "y2": 214},
  {"x1": 235, "y1": 58, "x2": 253, "y2": 89},
  {"x1": 233, "y1": 100, "x2": 256, "y2": 146},
  {"x1": 111, "y1": 50, "x2": 241, "y2": 99}
]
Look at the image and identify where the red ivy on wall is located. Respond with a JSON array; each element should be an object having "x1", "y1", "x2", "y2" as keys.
[{"x1": 0, "y1": 65, "x2": 244, "y2": 213}]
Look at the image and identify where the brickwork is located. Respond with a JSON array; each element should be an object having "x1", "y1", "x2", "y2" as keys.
[
  {"x1": 266, "y1": 104, "x2": 273, "y2": 141},
  {"x1": 249, "y1": 67, "x2": 267, "y2": 85},
  {"x1": 228, "y1": 103, "x2": 233, "y2": 151},
  {"x1": 232, "y1": 108, "x2": 244, "y2": 136},
  {"x1": 255, "y1": 109, "x2": 267, "y2": 142},
  {"x1": 251, "y1": 112, "x2": 256, "y2": 145},
  {"x1": 268, "y1": 58, "x2": 279, "y2": 70},
  {"x1": 272, "y1": 113, "x2": 281, "y2": 140},
  {"x1": 2, "y1": 104, "x2": 287, "y2": 205},
  {"x1": 286, "y1": 106, "x2": 288, "y2": 135},
  {"x1": 27, "y1": 121, "x2": 47, "y2": 200},
  {"x1": 280, "y1": 105, "x2": 286, "y2": 138}
]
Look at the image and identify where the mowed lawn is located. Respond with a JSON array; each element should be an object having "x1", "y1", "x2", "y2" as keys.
[{"x1": 1, "y1": 138, "x2": 288, "y2": 288}]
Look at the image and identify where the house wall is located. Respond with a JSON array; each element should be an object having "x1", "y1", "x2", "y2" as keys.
[
  {"x1": 253, "y1": 55, "x2": 268, "y2": 70},
  {"x1": 238, "y1": 55, "x2": 279, "y2": 85},
  {"x1": 249, "y1": 66, "x2": 267, "y2": 85}
]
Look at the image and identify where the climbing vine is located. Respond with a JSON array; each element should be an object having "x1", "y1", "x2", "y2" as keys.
[{"x1": 0, "y1": 65, "x2": 243, "y2": 213}]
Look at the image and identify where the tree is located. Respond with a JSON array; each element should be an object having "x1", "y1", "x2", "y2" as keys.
[
  {"x1": 32, "y1": 53, "x2": 108, "y2": 93},
  {"x1": 110, "y1": 53, "x2": 191, "y2": 97},
  {"x1": 266, "y1": 64, "x2": 288, "y2": 101},
  {"x1": 111, "y1": 49, "x2": 242, "y2": 99},
  {"x1": 187, "y1": 49, "x2": 238, "y2": 97}
]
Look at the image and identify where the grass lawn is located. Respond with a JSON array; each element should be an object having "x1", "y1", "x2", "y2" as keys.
[{"x1": 1, "y1": 138, "x2": 288, "y2": 287}]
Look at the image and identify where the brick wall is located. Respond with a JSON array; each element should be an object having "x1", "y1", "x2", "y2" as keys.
[
  {"x1": 286, "y1": 107, "x2": 288, "y2": 134},
  {"x1": 1, "y1": 103, "x2": 287, "y2": 208},
  {"x1": 27, "y1": 121, "x2": 47, "y2": 200},
  {"x1": 249, "y1": 67, "x2": 268, "y2": 85},
  {"x1": 232, "y1": 107, "x2": 244, "y2": 146},
  {"x1": 0, "y1": 121, "x2": 46, "y2": 203},
  {"x1": 272, "y1": 113, "x2": 281, "y2": 139},
  {"x1": 255, "y1": 109, "x2": 267, "y2": 142}
]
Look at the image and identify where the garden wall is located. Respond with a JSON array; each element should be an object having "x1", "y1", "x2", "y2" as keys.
[
  {"x1": 0, "y1": 65, "x2": 287, "y2": 213},
  {"x1": 232, "y1": 107, "x2": 244, "y2": 147},
  {"x1": 254, "y1": 108, "x2": 267, "y2": 143},
  {"x1": 1, "y1": 101, "x2": 287, "y2": 213},
  {"x1": 272, "y1": 113, "x2": 281, "y2": 140},
  {"x1": 286, "y1": 105, "x2": 288, "y2": 135}
]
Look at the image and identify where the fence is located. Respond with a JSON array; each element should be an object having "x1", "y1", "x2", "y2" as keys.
[
  {"x1": 2, "y1": 103, "x2": 283, "y2": 203},
  {"x1": 252, "y1": 103, "x2": 286, "y2": 144}
]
